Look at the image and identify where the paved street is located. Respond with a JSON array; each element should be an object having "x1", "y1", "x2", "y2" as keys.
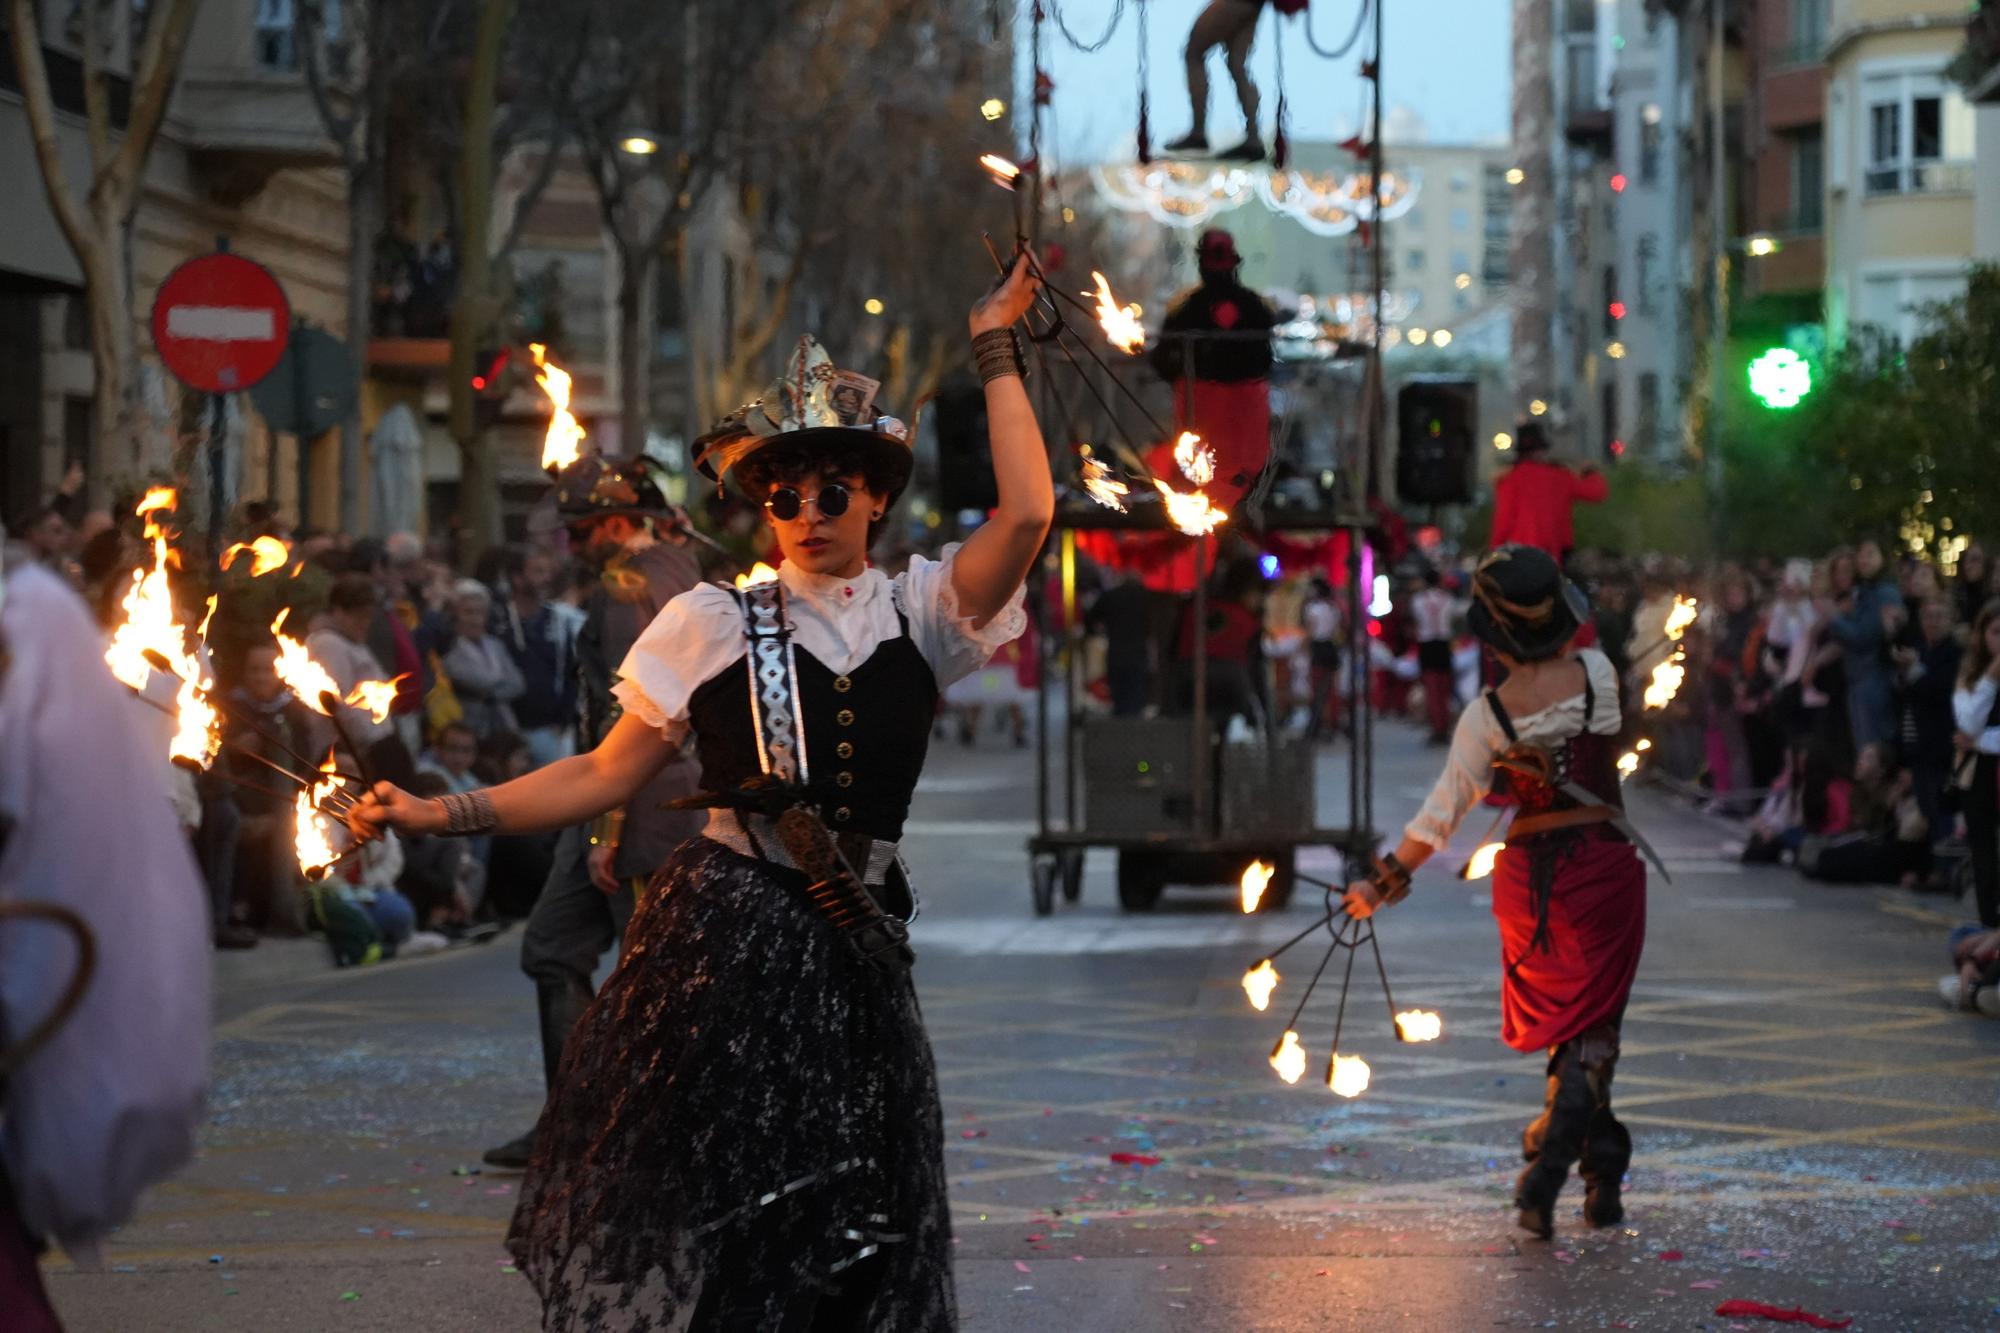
[{"x1": 45, "y1": 717, "x2": 2000, "y2": 1331}]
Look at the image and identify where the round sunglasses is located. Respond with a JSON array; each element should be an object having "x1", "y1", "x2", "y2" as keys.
[{"x1": 763, "y1": 483, "x2": 853, "y2": 522}]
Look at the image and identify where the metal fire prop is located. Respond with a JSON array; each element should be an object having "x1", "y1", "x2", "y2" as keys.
[{"x1": 1236, "y1": 861, "x2": 1442, "y2": 1099}]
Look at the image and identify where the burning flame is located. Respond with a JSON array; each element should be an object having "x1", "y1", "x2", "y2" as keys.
[
  {"x1": 1328, "y1": 1052, "x2": 1371, "y2": 1098},
  {"x1": 734, "y1": 562, "x2": 781, "y2": 590},
  {"x1": 1173, "y1": 432, "x2": 1215, "y2": 487},
  {"x1": 1394, "y1": 1009, "x2": 1443, "y2": 1042},
  {"x1": 1240, "y1": 859, "x2": 1274, "y2": 914},
  {"x1": 1086, "y1": 271, "x2": 1146, "y2": 353},
  {"x1": 1152, "y1": 479, "x2": 1228, "y2": 537},
  {"x1": 103, "y1": 489, "x2": 220, "y2": 768},
  {"x1": 1643, "y1": 654, "x2": 1686, "y2": 711},
  {"x1": 1242, "y1": 960, "x2": 1279, "y2": 1011},
  {"x1": 294, "y1": 749, "x2": 346, "y2": 878},
  {"x1": 1461, "y1": 841, "x2": 1506, "y2": 881},
  {"x1": 222, "y1": 535, "x2": 291, "y2": 577},
  {"x1": 270, "y1": 610, "x2": 401, "y2": 720},
  {"x1": 1079, "y1": 454, "x2": 1129, "y2": 512},
  {"x1": 1270, "y1": 1030, "x2": 1307, "y2": 1084},
  {"x1": 979, "y1": 154, "x2": 1022, "y2": 188},
  {"x1": 530, "y1": 343, "x2": 587, "y2": 471},
  {"x1": 1663, "y1": 594, "x2": 1699, "y2": 640}
]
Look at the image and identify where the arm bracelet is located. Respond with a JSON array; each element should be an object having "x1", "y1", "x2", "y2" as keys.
[
  {"x1": 972, "y1": 327, "x2": 1027, "y2": 385},
  {"x1": 434, "y1": 789, "x2": 498, "y2": 836},
  {"x1": 1368, "y1": 851, "x2": 1412, "y2": 906}
]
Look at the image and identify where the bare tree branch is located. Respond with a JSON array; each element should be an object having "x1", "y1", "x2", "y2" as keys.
[
  {"x1": 6, "y1": 0, "x2": 97, "y2": 263},
  {"x1": 112, "y1": 0, "x2": 204, "y2": 207}
]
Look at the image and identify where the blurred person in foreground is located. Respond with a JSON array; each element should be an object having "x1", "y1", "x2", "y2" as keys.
[
  {"x1": 0, "y1": 543, "x2": 208, "y2": 1325},
  {"x1": 1344, "y1": 546, "x2": 1646, "y2": 1242},
  {"x1": 345, "y1": 260, "x2": 1047, "y2": 1328}
]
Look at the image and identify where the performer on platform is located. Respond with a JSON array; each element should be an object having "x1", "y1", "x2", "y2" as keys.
[
  {"x1": 1163, "y1": 0, "x2": 1271, "y2": 161},
  {"x1": 348, "y1": 255, "x2": 1049, "y2": 1328},
  {"x1": 1341, "y1": 545, "x2": 1647, "y2": 1240}
]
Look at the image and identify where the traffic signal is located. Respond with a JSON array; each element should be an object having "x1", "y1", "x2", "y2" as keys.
[
  {"x1": 1747, "y1": 347, "x2": 1812, "y2": 409},
  {"x1": 473, "y1": 347, "x2": 512, "y2": 429},
  {"x1": 1395, "y1": 379, "x2": 1476, "y2": 506}
]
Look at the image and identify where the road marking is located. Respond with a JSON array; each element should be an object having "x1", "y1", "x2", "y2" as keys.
[{"x1": 913, "y1": 914, "x2": 1335, "y2": 955}]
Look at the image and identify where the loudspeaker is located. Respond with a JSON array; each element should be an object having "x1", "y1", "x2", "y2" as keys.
[
  {"x1": 1395, "y1": 379, "x2": 1476, "y2": 506},
  {"x1": 931, "y1": 381, "x2": 999, "y2": 512}
]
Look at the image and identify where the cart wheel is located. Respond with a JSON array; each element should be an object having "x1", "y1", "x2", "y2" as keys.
[
  {"x1": 1059, "y1": 848, "x2": 1084, "y2": 903},
  {"x1": 1031, "y1": 855, "x2": 1057, "y2": 917},
  {"x1": 1260, "y1": 849, "x2": 1298, "y2": 912},
  {"x1": 1117, "y1": 851, "x2": 1164, "y2": 912}
]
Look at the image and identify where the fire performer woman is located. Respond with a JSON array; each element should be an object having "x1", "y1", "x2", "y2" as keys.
[
  {"x1": 346, "y1": 256, "x2": 1050, "y2": 1328},
  {"x1": 1341, "y1": 545, "x2": 1646, "y2": 1240}
]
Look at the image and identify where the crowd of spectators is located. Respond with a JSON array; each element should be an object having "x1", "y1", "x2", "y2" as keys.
[{"x1": 8, "y1": 479, "x2": 608, "y2": 969}]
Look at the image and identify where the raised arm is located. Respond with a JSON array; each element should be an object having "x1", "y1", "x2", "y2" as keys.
[
  {"x1": 948, "y1": 253, "x2": 1056, "y2": 630},
  {"x1": 348, "y1": 710, "x2": 681, "y2": 841}
]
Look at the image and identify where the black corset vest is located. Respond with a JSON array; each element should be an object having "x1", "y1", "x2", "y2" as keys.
[{"x1": 685, "y1": 610, "x2": 940, "y2": 842}]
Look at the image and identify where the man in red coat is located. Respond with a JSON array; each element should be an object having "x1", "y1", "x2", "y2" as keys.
[{"x1": 1489, "y1": 423, "x2": 1608, "y2": 563}]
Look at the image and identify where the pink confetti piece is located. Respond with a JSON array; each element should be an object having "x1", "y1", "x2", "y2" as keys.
[
  {"x1": 1659, "y1": 1250, "x2": 1684, "y2": 1262},
  {"x1": 1014, "y1": 1261, "x2": 1031, "y2": 1274},
  {"x1": 1690, "y1": 1279, "x2": 1722, "y2": 1290}
]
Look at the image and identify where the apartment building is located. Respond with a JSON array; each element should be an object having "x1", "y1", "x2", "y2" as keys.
[{"x1": 0, "y1": 0, "x2": 348, "y2": 522}]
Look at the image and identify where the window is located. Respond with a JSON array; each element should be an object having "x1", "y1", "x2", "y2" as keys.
[
  {"x1": 1602, "y1": 264, "x2": 1619, "y2": 335},
  {"x1": 1450, "y1": 171, "x2": 1470, "y2": 192},
  {"x1": 1450, "y1": 250, "x2": 1472, "y2": 276},
  {"x1": 255, "y1": 0, "x2": 295, "y2": 68},
  {"x1": 1863, "y1": 71, "x2": 1975, "y2": 195},
  {"x1": 1857, "y1": 266, "x2": 1968, "y2": 346},
  {"x1": 1600, "y1": 381, "x2": 1619, "y2": 461},
  {"x1": 1450, "y1": 207, "x2": 1471, "y2": 233},
  {"x1": 1636, "y1": 234, "x2": 1660, "y2": 316},
  {"x1": 1405, "y1": 248, "x2": 1426, "y2": 272},
  {"x1": 1639, "y1": 119, "x2": 1662, "y2": 185},
  {"x1": 1790, "y1": 0, "x2": 1826, "y2": 58},
  {"x1": 1791, "y1": 129, "x2": 1823, "y2": 231},
  {"x1": 1637, "y1": 374, "x2": 1660, "y2": 453}
]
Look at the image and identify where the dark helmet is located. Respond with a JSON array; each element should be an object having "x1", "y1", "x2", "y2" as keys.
[{"x1": 552, "y1": 454, "x2": 672, "y2": 525}]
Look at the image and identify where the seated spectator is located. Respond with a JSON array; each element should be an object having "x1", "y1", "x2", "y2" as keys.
[
  {"x1": 1742, "y1": 741, "x2": 1851, "y2": 864},
  {"x1": 440, "y1": 579, "x2": 524, "y2": 738},
  {"x1": 1938, "y1": 925, "x2": 2000, "y2": 1016},
  {"x1": 1799, "y1": 743, "x2": 1931, "y2": 886},
  {"x1": 223, "y1": 641, "x2": 318, "y2": 938},
  {"x1": 417, "y1": 721, "x2": 488, "y2": 910},
  {"x1": 308, "y1": 573, "x2": 418, "y2": 787},
  {"x1": 332, "y1": 830, "x2": 417, "y2": 958},
  {"x1": 398, "y1": 772, "x2": 478, "y2": 933}
]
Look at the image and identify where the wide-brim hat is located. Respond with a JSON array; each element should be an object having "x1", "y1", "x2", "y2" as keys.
[
  {"x1": 693, "y1": 336, "x2": 913, "y2": 495},
  {"x1": 553, "y1": 453, "x2": 672, "y2": 523},
  {"x1": 1466, "y1": 544, "x2": 1589, "y2": 661}
]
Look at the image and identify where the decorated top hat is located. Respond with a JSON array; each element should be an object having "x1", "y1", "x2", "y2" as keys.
[
  {"x1": 692, "y1": 336, "x2": 912, "y2": 496},
  {"x1": 1466, "y1": 545, "x2": 1590, "y2": 662}
]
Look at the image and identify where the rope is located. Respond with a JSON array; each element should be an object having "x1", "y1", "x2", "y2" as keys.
[
  {"x1": 1303, "y1": 0, "x2": 1370, "y2": 60},
  {"x1": 1049, "y1": 0, "x2": 1125, "y2": 52}
]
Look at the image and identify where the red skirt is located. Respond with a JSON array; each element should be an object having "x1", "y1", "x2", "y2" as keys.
[{"x1": 1492, "y1": 837, "x2": 1646, "y2": 1052}]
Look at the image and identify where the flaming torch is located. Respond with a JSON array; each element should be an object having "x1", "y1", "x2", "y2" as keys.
[
  {"x1": 269, "y1": 611, "x2": 402, "y2": 722},
  {"x1": 1269, "y1": 1030, "x2": 1307, "y2": 1084},
  {"x1": 221, "y1": 536, "x2": 291, "y2": 577},
  {"x1": 103, "y1": 490, "x2": 222, "y2": 768},
  {"x1": 1327, "y1": 1052, "x2": 1372, "y2": 1099},
  {"x1": 1172, "y1": 432, "x2": 1216, "y2": 487},
  {"x1": 978, "y1": 154, "x2": 1022, "y2": 190},
  {"x1": 1242, "y1": 959, "x2": 1279, "y2": 1011},
  {"x1": 1078, "y1": 453, "x2": 1130, "y2": 513},
  {"x1": 1240, "y1": 859, "x2": 1274, "y2": 914},
  {"x1": 1152, "y1": 479, "x2": 1228, "y2": 537},
  {"x1": 1642, "y1": 596, "x2": 1699, "y2": 711},
  {"x1": 734, "y1": 563, "x2": 781, "y2": 591},
  {"x1": 295, "y1": 750, "x2": 348, "y2": 879},
  {"x1": 530, "y1": 343, "x2": 587, "y2": 472},
  {"x1": 1086, "y1": 271, "x2": 1146, "y2": 353},
  {"x1": 1394, "y1": 1009, "x2": 1443, "y2": 1042}
]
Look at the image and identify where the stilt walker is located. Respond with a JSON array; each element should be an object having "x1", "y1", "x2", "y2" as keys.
[
  {"x1": 1342, "y1": 545, "x2": 1650, "y2": 1239},
  {"x1": 349, "y1": 256, "x2": 1052, "y2": 1327}
]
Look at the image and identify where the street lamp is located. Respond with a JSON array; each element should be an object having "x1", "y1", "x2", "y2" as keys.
[
  {"x1": 620, "y1": 133, "x2": 661, "y2": 156},
  {"x1": 1744, "y1": 233, "x2": 1781, "y2": 258},
  {"x1": 1407, "y1": 327, "x2": 1428, "y2": 346},
  {"x1": 863, "y1": 297, "x2": 885, "y2": 316},
  {"x1": 1432, "y1": 329, "x2": 1453, "y2": 348}
]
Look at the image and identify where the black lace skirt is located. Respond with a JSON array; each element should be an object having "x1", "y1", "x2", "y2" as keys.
[{"x1": 506, "y1": 838, "x2": 956, "y2": 1331}]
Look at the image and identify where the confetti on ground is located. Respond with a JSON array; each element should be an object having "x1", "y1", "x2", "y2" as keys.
[
  {"x1": 1109, "y1": 1153, "x2": 1161, "y2": 1167},
  {"x1": 1712, "y1": 1299, "x2": 1854, "y2": 1329}
]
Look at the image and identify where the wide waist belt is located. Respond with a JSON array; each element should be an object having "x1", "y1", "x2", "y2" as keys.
[
  {"x1": 1506, "y1": 805, "x2": 1622, "y2": 840},
  {"x1": 702, "y1": 808, "x2": 900, "y2": 886}
]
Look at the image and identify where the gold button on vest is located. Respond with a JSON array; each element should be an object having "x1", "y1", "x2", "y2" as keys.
[
  {"x1": 834, "y1": 806, "x2": 852, "y2": 822},
  {"x1": 833, "y1": 675, "x2": 853, "y2": 693},
  {"x1": 836, "y1": 741, "x2": 854, "y2": 759},
  {"x1": 836, "y1": 772, "x2": 854, "y2": 788},
  {"x1": 837, "y1": 708, "x2": 855, "y2": 727}
]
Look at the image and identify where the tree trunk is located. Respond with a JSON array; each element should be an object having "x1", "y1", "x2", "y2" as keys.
[
  {"x1": 617, "y1": 242, "x2": 652, "y2": 456},
  {"x1": 341, "y1": 163, "x2": 379, "y2": 532},
  {"x1": 447, "y1": 0, "x2": 515, "y2": 556},
  {"x1": 1509, "y1": 0, "x2": 1556, "y2": 420},
  {"x1": 85, "y1": 209, "x2": 142, "y2": 489}
]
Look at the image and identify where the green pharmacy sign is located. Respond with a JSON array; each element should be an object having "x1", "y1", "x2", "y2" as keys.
[{"x1": 1747, "y1": 347, "x2": 1813, "y2": 409}]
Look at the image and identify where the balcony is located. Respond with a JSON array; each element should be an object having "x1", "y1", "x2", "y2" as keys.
[
  {"x1": 1563, "y1": 37, "x2": 1612, "y2": 144},
  {"x1": 1863, "y1": 159, "x2": 1976, "y2": 197},
  {"x1": 172, "y1": 0, "x2": 342, "y2": 204}
]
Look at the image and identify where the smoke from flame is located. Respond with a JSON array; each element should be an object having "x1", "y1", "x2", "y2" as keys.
[
  {"x1": 531, "y1": 343, "x2": 587, "y2": 471},
  {"x1": 1242, "y1": 959, "x2": 1279, "y2": 1011},
  {"x1": 1328, "y1": 1052, "x2": 1371, "y2": 1098},
  {"x1": 1270, "y1": 1030, "x2": 1307, "y2": 1084},
  {"x1": 1240, "y1": 859, "x2": 1274, "y2": 914},
  {"x1": 1394, "y1": 1009, "x2": 1443, "y2": 1042},
  {"x1": 1086, "y1": 271, "x2": 1146, "y2": 353}
]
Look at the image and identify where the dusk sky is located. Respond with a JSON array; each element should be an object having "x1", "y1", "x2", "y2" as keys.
[{"x1": 1020, "y1": 0, "x2": 1513, "y2": 164}]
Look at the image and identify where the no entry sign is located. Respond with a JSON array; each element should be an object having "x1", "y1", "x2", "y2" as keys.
[{"x1": 150, "y1": 251, "x2": 292, "y2": 394}]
